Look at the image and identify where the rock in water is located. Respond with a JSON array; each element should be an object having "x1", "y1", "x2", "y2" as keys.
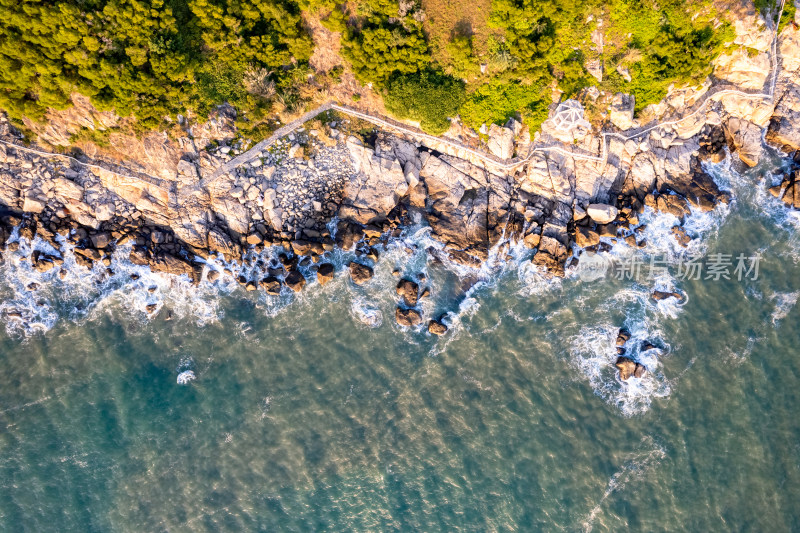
[
  {"x1": 395, "y1": 307, "x2": 422, "y2": 327},
  {"x1": 396, "y1": 278, "x2": 419, "y2": 306},
  {"x1": 586, "y1": 203, "x2": 619, "y2": 224},
  {"x1": 177, "y1": 370, "x2": 196, "y2": 385},
  {"x1": 428, "y1": 320, "x2": 447, "y2": 335},
  {"x1": 348, "y1": 262, "x2": 373, "y2": 284},
  {"x1": 652, "y1": 290, "x2": 682, "y2": 301},
  {"x1": 285, "y1": 270, "x2": 306, "y2": 292},
  {"x1": 615, "y1": 356, "x2": 637, "y2": 381},
  {"x1": 616, "y1": 328, "x2": 631, "y2": 346},
  {"x1": 633, "y1": 363, "x2": 647, "y2": 378},
  {"x1": 317, "y1": 263, "x2": 334, "y2": 285},
  {"x1": 260, "y1": 276, "x2": 282, "y2": 295}
]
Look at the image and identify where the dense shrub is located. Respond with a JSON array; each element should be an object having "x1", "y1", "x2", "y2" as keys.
[
  {"x1": 384, "y1": 71, "x2": 466, "y2": 134},
  {"x1": 458, "y1": 80, "x2": 549, "y2": 131},
  {"x1": 446, "y1": 35, "x2": 481, "y2": 79},
  {"x1": 341, "y1": 25, "x2": 430, "y2": 87},
  {"x1": 0, "y1": 0, "x2": 312, "y2": 130}
]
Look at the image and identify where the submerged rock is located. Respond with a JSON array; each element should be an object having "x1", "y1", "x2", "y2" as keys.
[{"x1": 652, "y1": 290, "x2": 683, "y2": 301}]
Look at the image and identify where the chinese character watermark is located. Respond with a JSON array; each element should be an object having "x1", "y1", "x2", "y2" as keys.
[{"x1": 575, "y1": 252, "x2": 761, "y2": 282}]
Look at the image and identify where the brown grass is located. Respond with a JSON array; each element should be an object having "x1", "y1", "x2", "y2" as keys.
[
  {"x1": 421, "y1": 0, "x2": 497, "y2": 63},
  {"x1": 300, "y1": 13, "x2": 387, "y2": 117}
]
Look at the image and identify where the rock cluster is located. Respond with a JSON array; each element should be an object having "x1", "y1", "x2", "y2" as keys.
[
  {"x1": 392, "y1": 275, "x2": 432, "y2": 328},
  {"x1": 769, "y1": 168, "x2": 800, "y2": 208},
  {"x1": 613, "y1": 328, "x2": 648, "y2": 381},
  {"x1": 0, "y1": 21, "x2": 799, "y2": 301}
]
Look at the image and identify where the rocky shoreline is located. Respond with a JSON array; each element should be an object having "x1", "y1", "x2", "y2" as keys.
[{"x1": 0, "y1": 21, "x2": 799, "y2": 341}]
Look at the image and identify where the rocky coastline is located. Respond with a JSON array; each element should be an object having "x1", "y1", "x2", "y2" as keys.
[{"x1": 0, "y1": 19, "x2": 799, "y2": 341}]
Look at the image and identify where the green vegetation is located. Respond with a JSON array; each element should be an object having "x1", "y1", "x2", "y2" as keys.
[
  {"x1": 779, "y1": 0, "x2": 797, "y2": 33},
  {"x1": 0, "y1": 0, "x2": 312, "y2": 133},
  {"x1": 384, "y1": 71, "x2": 466, "y2": 134},
  {"x1": 458, "y1": 80, "x2": 550, "y2": 132},
  {"x1": 0, "y1": 0, "x2": 757, "y2": 142}
]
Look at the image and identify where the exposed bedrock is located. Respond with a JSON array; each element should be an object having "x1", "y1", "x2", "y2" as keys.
[{"x1": 1, "y1": 26, "x2": 800, "y2": 280}]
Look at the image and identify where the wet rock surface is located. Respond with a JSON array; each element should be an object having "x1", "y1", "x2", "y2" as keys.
[
  {"x1": 1, "y1": 22, "x2": 799, "y2": 287},
  {"x1": 395, "y1": 307, "x2": 422, "y2": 327}
]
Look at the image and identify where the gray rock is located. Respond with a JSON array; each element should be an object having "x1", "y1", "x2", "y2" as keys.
[
  {"x1": 487, "y1": 124, "x2": 514, "y2": 159},
  {"x1": 610, "y1": 93, "x2": 635, "y2": 130},
  {"x1": 586, "y1": 203, "x2": 618, "y2": 224}
]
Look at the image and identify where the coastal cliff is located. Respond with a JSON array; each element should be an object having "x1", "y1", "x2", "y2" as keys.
[{"x1": 0, "y1": 11, "x2": 799, "y2": 304}]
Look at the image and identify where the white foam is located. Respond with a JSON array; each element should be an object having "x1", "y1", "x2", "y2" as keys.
[
  {"x1": 569, "y1": 304, "x2": 672, "y2": 417},
  {"x1": 770, "y1": 290, "x2": 800, "y2": 325},
  {"x1": 176, "y1": 370, "x2": 196, "y2": 385},
  {"x1": 349, "y1": 297, "x2": 383, "y2": 328}
]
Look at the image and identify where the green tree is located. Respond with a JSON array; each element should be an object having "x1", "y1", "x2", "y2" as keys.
[{"x1": 384, "y1": 70, "x2": 466, "y2": 134}]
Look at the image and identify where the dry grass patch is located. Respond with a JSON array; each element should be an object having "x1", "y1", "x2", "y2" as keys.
[{"x1": 421, "y1": 0, "x2": 495, "y2": 62}]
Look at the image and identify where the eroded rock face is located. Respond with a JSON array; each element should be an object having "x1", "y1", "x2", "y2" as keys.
[
  {"x1": 487, "y1": 124, "x2": 514, "y2": 159},
  {"x1": 610, "y1": 93, "x2": 635, "y2": 130},
  {"x1": 340, "y1": 137, "x2": 409, "y2": 224},
  {"x1": 2, "y1": 17, "x2": 799, "y2": 289},
  {"x1": 724, "y1": 117, "x2": 764, "y2": 167},
  {"x1": 714, "y1": 47, "x2": 771, "y2": 90}
]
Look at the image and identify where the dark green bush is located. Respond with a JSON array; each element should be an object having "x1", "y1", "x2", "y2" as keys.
[{"x1": 384, "y1": 70, "x2": 466, "y2": 134}]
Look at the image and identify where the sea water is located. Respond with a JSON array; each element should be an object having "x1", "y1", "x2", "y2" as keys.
[{"x1": 1, "y1": 150, "x2": 800, "y2": 531}]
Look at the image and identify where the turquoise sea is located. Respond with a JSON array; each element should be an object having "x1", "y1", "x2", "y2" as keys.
[{"x1": 1, "y1": 151, "x2": 800, "y2": 531}]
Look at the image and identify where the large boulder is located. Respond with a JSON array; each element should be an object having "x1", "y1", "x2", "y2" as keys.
[
  {"x1": 487, "y1": 124, "x2": 514, "y2": 159},
  {"x1": 260, "y1": 276, "x2": 282, "y2": 295},
  {"x1": 428, "y1": 320, "x2": 448, "y2": 335},
  {"x1": 532, "y1": 235, "x2": 569, "y2": 276},
  {"x1": 22, "y1": 194, "x2": 45, "y2": 213},
  {"x1": 316, "y1": 263, "x2": 335, "y2": 285},
  {"x1": 586, "y1": 203, "x2": 618, "y2": 224},
  {"x1": 609, "y1": 93, "x2": 635, "y2": 130},
  {"x1": 348, "y1": 262, "x2": 373, "y2": 284},
  {"x1": 723, "y1": 117, "x2": 764, "y2": 167},
  {"x1": 615, "y1": 356, "x2": 636, "y2": 381},
  {"x1": 285, "y1": 270, "x2": 306, "y2": 292},
  {"x1": 395, "y1": 307, "x2": 422, "y2": 327},
  {"x1": 575, "y1": 226, "x2": 600, "y2": 247},
  {"x1": 396, "y1": 278, "x2": 419, "y2": 306}
]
